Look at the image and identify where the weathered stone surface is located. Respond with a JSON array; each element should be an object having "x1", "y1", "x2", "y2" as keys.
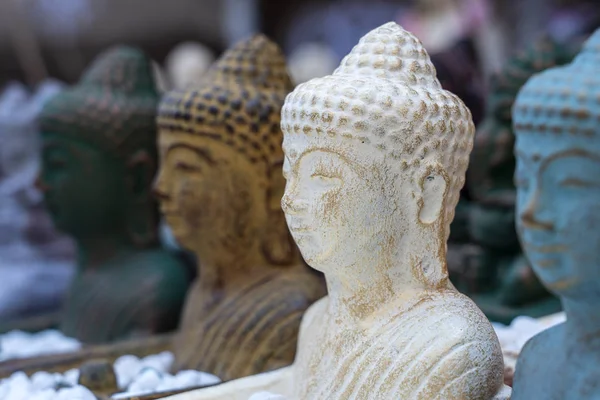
[
  {"x1": 511, "y1": 27, "x2": 600, "y2": 400},
  {"x1": 162, "y1": 22, "x2": 509, "y2": 400}
]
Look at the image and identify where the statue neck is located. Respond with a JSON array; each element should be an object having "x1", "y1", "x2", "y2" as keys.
[
  {"x1": 324, "y1": 244, "x2": 444, "y2": 323},
  {"x1": 76, "y1": 231, "x2": 136, "y2": 271},
  {"x1": 562, "y1": 296, "x2": 600, "y2": 345},
  {"x1": 193, "y1": 234, "x2": 281, "y2": 291}
]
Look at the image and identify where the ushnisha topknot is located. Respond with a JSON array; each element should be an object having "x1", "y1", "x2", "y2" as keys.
[
  {"x1": 513, "y1": 28, "x2": 600, "y2": 139},
  {"x1": 158, "y1": 35, "x2": 294, "y2": 174},
  {"x1": 39, "y1": 46, "x2": 159, "y2": 158},
  {"x1": 281, "y1": 22, "x2": 475, "y2": 234}
]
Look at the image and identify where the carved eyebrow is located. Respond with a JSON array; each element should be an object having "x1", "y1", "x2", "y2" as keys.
[
  {"x1": 167, "y1": 143, "x2": 215, "y2": 166},
  {"x1": 559, "y1": 177, "x2": 600, "y2": 188},
  {"x1": 540, "y1": 149, "x2": 600, "y2": 173}
]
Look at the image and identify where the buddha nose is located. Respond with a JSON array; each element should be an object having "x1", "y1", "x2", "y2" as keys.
[
  {"x1": 152, "y1": 170, "x2": 170, "y2": 201},
  {"x1": 281, "y1": 189, "x2": 307, "y2": 215},
  {"x1": 520, "y1": 191, "x2": 553, "y2": 231}
]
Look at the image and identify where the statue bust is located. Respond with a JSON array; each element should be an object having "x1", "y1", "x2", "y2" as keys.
[
  {"x1": 163, "y1": 22, "x2": 509, "y2": 400},
  {"x1": 154, "y1": 35, "x2": 326, "y2": 381},
  {"x1": 452, "y1": 36, "x2": 580, "y2": 323},
  {"x1": 37, "y1": 46, "x2": 192, "y2": 344},
  {"x1": 0, "y1": 81, "x2": 76, "y2": 321},
  {"x1": 511, "y1": 28, "x2": 600, "y2": 399}
]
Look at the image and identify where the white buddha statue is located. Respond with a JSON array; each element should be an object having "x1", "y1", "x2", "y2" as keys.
[{"x1": 165, "y1": 22, "x2": 510, "y2": 400}]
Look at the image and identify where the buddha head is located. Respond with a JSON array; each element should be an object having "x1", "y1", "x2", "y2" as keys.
[
  {"x1": 469, "y1": 36, "x2": 578, "y2": 199},
  {"x1": 154, "y1": 35, "x2": 296, "y2": 267},
  {"x1": 281, "y1": 22, "x2": 474, "y2": 289},
  {"x1": 513, "y1": 29, "x2": 600, "y2": 301},
  {"x1": 38, "y1": 46, "x2": 160, "y2": 247}
]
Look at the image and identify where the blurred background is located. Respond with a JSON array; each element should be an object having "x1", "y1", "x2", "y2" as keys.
[
  {"x1": 1, "y1": 0, "x2": 599, "y2": 87},
  {"x1": 0, "y1": 0, "x2": 599, "y2": 321}
]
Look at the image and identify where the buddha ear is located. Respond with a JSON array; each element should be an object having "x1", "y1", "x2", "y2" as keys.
[
  {"x1": 418, "y1": 163, "x2": 448, "y2": 225},
  {"x1": 126, "y1": 149, "x2": 157, "y2": 199}
]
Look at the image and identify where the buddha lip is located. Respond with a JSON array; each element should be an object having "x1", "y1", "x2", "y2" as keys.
[{"x1": 523, "y1": 242, "x2": 567, "y2": 253}]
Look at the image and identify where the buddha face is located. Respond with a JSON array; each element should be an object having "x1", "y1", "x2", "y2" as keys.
[
  {"x1": 281, "y1": 134, "x2": 394, "y2": 272},
  {"x1": 154, "y1": 131, "x2": 266, "y2": 252},
  {"x1": 515, "y1": 135, "x2": 600, "y2": 299},
  {"x1": 38, "y1": 133, "x2": 128, "y2": 239}
]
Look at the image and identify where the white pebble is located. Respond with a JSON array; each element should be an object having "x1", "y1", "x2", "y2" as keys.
[
  {"x1": 140, "y1": 351, "x2": 174, "y2": 373},
  {"x1": 248, "y1": 391, "x2": 288, "y2": 400},
  {"x1": 0, "y1": 330, "x2": 80, "y2": 361},
  {"x1": 126, "y1": 368, "x2": 162, "y2": 394},
  {"x1": 27, "y1": 388, "x2": 55, "y2": 400},
  {"x1": 56, "y1": 385, "x2": 95, "y2": 400},
  {"x1": 30, "y1": 371, "x2": 55, "y2": 391},
  {"x1": 113, "y1": 355, "x2": 142, "y2": 389},
  {"x1": 63, "y1": 369, "x2": 79, "y2": 387},
  {"x1": 0, "y1": 350, "x2": 221, "y2": 400}
]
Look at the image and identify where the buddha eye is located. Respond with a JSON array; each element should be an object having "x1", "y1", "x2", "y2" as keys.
[
  {"x1": 175, "y1": 162, "x2": 201, "y2": 172},
  {"x1": 310, "y1": 172, "x2": 341, "y2": 186},
  {"x1": 559, "y1": 177, "x2": 597, "y2": 188}
]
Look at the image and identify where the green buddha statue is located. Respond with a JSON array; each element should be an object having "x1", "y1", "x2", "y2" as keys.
[
  {"x1": 448, "y1": 36, "x2": 581, "y2": 323},
  {"x1": 36, "y1": 46, "x2": 192, "y2": 343}
]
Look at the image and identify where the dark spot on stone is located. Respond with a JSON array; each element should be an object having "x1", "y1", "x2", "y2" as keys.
[
  {"x1": 209, "y1": 106, "x2": 220, "y2": 116},
  {"x1": 231, "y1": 100, "x2": 242, "y2": 110},
  {"x1": 259, "y1": 108, "x2": 271, "y2": 123},
  {"x1": 203, "y1": 92, "x2": 213, "y2": 101},
  {"x1": 226, "y1": 124, "x2": 235, "y2": 134},
  {"x1": 250, "y1": 123, "x2": 259, "y2": 133}
]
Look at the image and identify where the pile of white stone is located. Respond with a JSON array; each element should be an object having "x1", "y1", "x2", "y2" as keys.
[
  {"x1": 0, "y1": 351, "x2": 220, "y2": 400},
  {"x1": 111, "y1": 352, "x2": 220, "y2": 398},
  {"x1": 0, "y1": 330, "x2": 81, "y2": 362}
]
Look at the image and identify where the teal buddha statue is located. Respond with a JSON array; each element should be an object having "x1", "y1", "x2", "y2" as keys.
[
  {"x1": 449, "y1": 35, "x2": 581, "y2": 323},
  {"x1": 37, "y1": 46, "x2": 192, "y2": 344},
  {"x1": 511, "y1": 28, "x2": 600, "y2": 399}
]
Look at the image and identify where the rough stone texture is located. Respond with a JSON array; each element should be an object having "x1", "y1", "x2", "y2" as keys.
[
  {"x1": 162, "y1": 22, "x2": 510, "y2": 400},
  {"x1": 511, "y1": 27, "x2": 600, "y2": 400},
  {"x1": 154, "y1": 35, "x2": 326, "y2": 381},
  {"x1": 36, "y1": 46, "x2": 192, "y2": 344}
]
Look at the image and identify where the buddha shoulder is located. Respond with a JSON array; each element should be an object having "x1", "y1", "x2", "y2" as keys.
[
  {"x1": 379, "y1": 291, "x2": 505, "y2": 398},
  {"x1": 390, "y1": 290, "x2": 502, "y2": 348},
  {"x1": 120, "y1": 249, "x2": 192, "y2": 291}
]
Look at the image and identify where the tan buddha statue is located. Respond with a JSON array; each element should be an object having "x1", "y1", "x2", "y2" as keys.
[
  {"x1": 153, "y1": 34, "x2": 326, "y2": 381},
  {"x1": 163, "y1": 22, "x2": 510, "y2": 400},
  {"x1": 0, "y1": 37, "x2": 324, "y2": 391}
]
